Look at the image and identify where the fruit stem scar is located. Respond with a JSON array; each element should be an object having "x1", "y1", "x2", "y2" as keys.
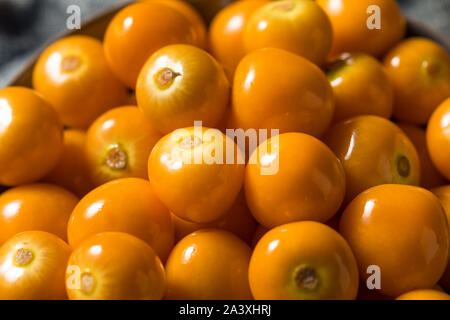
[
  {"x1": 422, "y1": 60, "x2": 442, "y2": 78},
  {"x1": 274, "y1": 2, "x2": 294, "y2": 11},
  {"x1": 105, "y1": 145, "x2": 128, "y2": 170},
  {"x1": 14, "y1": 248, "x2": 34, "y2": 266},
  {"x1": 155, "y1": 67, "x2": 181, "y2": 88},
  {"x1": 397, "y1": 155, "x2": 410, "y2": 178},
  {"x1": 179, "y1": 135, "x2": 202, "y2": 149},
  {"x1": 81, "y1": 272, "x2": 95, "y2": 294},
  {"x1": 294, "y1": 265, "x2": 319, "y2": 291},
  {"x1": 61, "y1": 56, "x2": 80, "y2": 72}
]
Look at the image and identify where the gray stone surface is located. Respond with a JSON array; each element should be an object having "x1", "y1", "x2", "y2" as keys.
[{"x1": 0, "y1": 0, "x2": 449, "y2": 88}]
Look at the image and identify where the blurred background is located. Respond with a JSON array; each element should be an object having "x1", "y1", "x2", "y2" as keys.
[{"x1": 0, "y1": 0, "x2": 449, "y2": 88}]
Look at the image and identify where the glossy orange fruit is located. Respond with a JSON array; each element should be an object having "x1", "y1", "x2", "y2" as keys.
[
  {"x1": 0, "y1": 183, "x2": 78, "y2": 245},
  {"x1": 384, "y1": 38, "x2": 450, "y2": 124},
  {"x1": 43, "y1": 129, "x2": 93, "y2": 197},
  {"x1": 317, "y1": 0, "x2": 406, "y2": 58},
  {"x1": 85, "y1": 106, "x2": 161, "y2": 187},
  {"x1": 243, "y1": 0, "x2": 332, "y2": 66},
  {"x1": 340, "y1": 184, "x2": 449, "y2": 297},
  {"x1": 397, "y1": 123, "x2": 447, "y2": 189},
  {"x1": 68, "y1": 178, "x2": 174, "y2": 262},
  {"x1": 396, "y1": 289, "x2": 450, "y2": 300},
  {"x1": 249, "y1": 221, "x2": 359, "y2": 300},
  {"x1": 104, "y1": 2, "x2": 198, "y2": 88},
  {"x1": 32, "y1": 36, "x2": 127, "y2": 128},
  {"x1": 148, "y1": 126, "x2": 245, "y2": 223},
  {"x1": 209, "y1": 0, "x2": 270, "y2": 78},
  {"x1": 165, "y1": 229, "x2": 252, "y2": 299},
  {"x1": 325, "y1": 53, "x2": 393, "y2": 123},
  {"x1": 0, "y1": 87, "x2": 63, "y2": 186},
  {"x1": 230, "y1": 48, "x2": 334, "y2": 137},
  {"x1": 430, "y1": 185, "x2": 450, "y2": 291},
  {"x1": 427, "y1": 98, "x2": 450, "y2": 180},
  {"x1": 0, "y1": 231, "x2": 71, "y2": 300},
  {"x1": 171, "y1": 191, "x2": 256, "y2": 244},
  {"x1": 66, "y1": 232, "x2": 165, "y2": 300},
  {"x1": 145, "y1": 0, "x2": 207, "y2": 48},
  {"x1": 136, "y1": 44, "x2": 229, "y2": 134},
  {"x1": 324, "y1": 116, "x2": 420, "y2": 203},
  {"x1": 246, "y1": 132, "x2": 345, "y2": 228}
]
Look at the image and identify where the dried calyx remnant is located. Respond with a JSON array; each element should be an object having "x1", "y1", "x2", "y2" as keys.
[
  {"x1": 81, "y1": 272, "x2": 95, "y2": 294},
  {"x1": 294, "y1": 265, "x2": 319, "y2": 291},
  {"x1": 156, "y1": 67, "x2": 181, "y2": 89},
  {"x1": 105, "y1": 145, "x2": 128, "y2": 170},
  {"x1": 61, "y1": 56, "x2": 80, "y2": 72},
  {"x1": 274, "y1": 2, "x2": 295, "y2": 11},
  {"x1": 179, "y1": 135, "x2": 202, "y2": 149},
  {"x1": 14, "y1": 248, "x2": 34, "y2": 266}
]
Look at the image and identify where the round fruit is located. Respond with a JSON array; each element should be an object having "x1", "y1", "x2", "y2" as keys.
[
  {"x1": 230, "y1": 48, "x2": 334, "y2": 137},
  {"x1": 249, "y1": 221, "x2": 359, "y2": 300},
  {"x1": 245, "y1": 132, "x2": 345, "y2": 228},
  {"x1": 144, "y1": 0, "x2": 207, "y2": 48},
  {"x1": 0, "y1": 87, "x2": 63, "y2": 186},
  {"x1": 243, "y1": 0, "x2": 332, "y2": 65},
  {"x1": 0, "y1": 183, "x2": 78, "y2": 244},
  {"x1": 317, "y1": 0, "x2": 406, "y2": 58},
  {"x1": 325, "y1": 53, "x2": 393, "y2": 123},
  {"x1": 136, "y1": 44, "x2": 229, "y2": 134},
  {"x1": 209, "y1": 0, "x2": 271, "y2": 78},
  {"x1": 171, "y1": 191, "x2": 256, "y2": 243},
  {"x1": 68, "y1": 178, "x2": 173, "y2": 262},
  {"x1": 0, "y1": 231, "x2": 71, "y2": 300},
  {"x1": 85, "y1": 106, "x2": 161, "y2": 187},
  {"x1": 384, "y1": 38, "x2": 450, "y2": 124},
  {"x1": 103, "y1": 2, "x2": 198, "y2": 88},
  {"x1": 427, "y1": 98, "x2": 450, "y2": 180},
  {"x1": 396, "y1": 289, "x2": 450, "y2": 300},
  {"x1": 324, "y1": 116, "x2": 420, "y2": 203},
  {"x1": 339, "y1": 184, "x2": 449, "y2": 297},
  {"x1": 43, "y1": 129, "x2": 92, "y2": 197},
  {"x1": 148, "y1": 126, "x2": 245, "y2": 223},
  {"x1": 430, "y1": 185, "x2": 450, "y2": 291},
  {"x1": 32, "y1": 36, "x2": 127, "y2": 128},
  {"x1": 397, "y1": 123, "x2": 447, "y2": 189},
  {"x1": 66, "y1": 232, "x2": 165, "y2": 300},
  {"x1": 165, "y1": 229, "x2": 252, "y2": 299}
]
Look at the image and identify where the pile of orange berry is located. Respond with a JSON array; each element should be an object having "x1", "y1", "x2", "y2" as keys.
[{"x1": 0, "y1": 0, "x2": 450, "y2": 300}]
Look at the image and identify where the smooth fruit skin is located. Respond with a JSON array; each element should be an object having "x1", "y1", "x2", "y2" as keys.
[
  {"x1": 144, "y1": 0, "x2": 207, "y2": 49},
  {"x1": 32, "y1": 36, "x2": 127, "y2": 128},
  {"x1": 0, "y1": 184, "x2": 78, "y2": 245},
  {"x1": 231, "y1": 48, "x2": 334, "y2": 137},
  {"x1": 339, "y1": 184, "x2": 450, "y2": 297},
  {"x1": 245, "y1": 132, "x2": 346, "y2": 228},
  {"x1": 85, "y1": 106, "x2": 161, "y2": 187},
  {"x1": 165, "y1": 229, "x2": 252, "y2": 300},
  {"x1": 324, "y1": 116, "x2": 421, "y2": 204},
  {"x1": 384, "y1": 38, "x2": 450, "y2": 125},
  {"x1": 325, "y1": 53, "x2": 393, "y2": 123},
  {"x1": 397, "y1": 123, "x2": 447, "y2": 189},
  {"x1": 431, "y1": 185, "x2": 450, "y2": 291},
  {"x1": 317, "y1": 0, "x2": 406, "y2": 58},
  {"x1": 136, "y1": 44, "x2": 229, "y2": 134},
  {"x1": 68, "y1": 178, "x2": 174, "y2": 262},
  {"x1": 66, "y1": 232, "x2": 165, "y2": 300},
  {"x1": 0, "y1": 231, "x2": 71, "y2": 300},
  {"x1": 104, "y1": 2, "x2": 198, "y2": 88},
  {"x1": 172, "y1": 191, "x2": 256, "y2": 243},
  {"x1": 396, "y1": 289, "x2": 450, "y2": 300},
  {"x1": 43, "y1": 129, "x2": 93, "y2": 197},
  {"x1": 427, "y1": 98, "x2": 450, "y2": 180},
  {"x1": 249, "y1": 221, "x2": 359, "y2": 300},
  {"x1": 148, "y1": 126, "x2": 245, "y2": 223},
  {"x1": 0, "y1": 87, "x2": 63, "y2": 186},
  {"x1": 209, "y1": 0, "x2": 271, "y2": 78},
  {"x1": 243, "y1": 0, "x2": 332, "y2": 66}
]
